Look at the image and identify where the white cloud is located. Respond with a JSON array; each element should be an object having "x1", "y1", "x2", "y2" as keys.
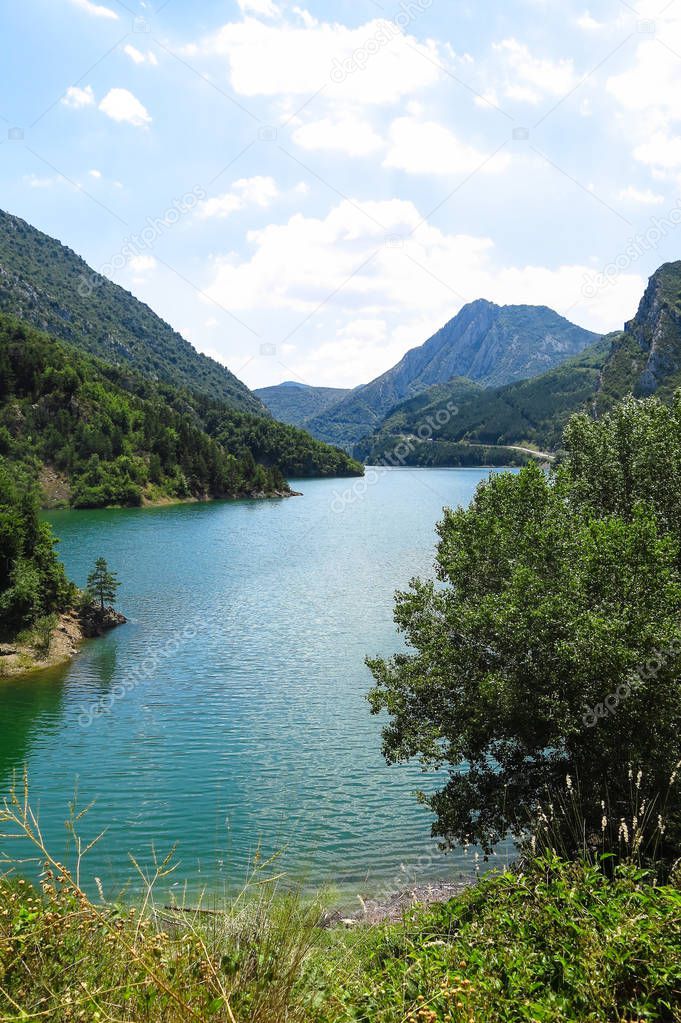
[
  {"x1": 492, "y1": 38, "x2": 576, "y2": 104},
  {"x1": 62, "y1": 85, "x2": 95, "y2": 109},
  {"x1": 192, "y1": 16, "x2": 442, "y2": 104},
  {"x1": 196, "y1": 176, "x2": 280, "y2": 219},
  {"x1": 293, "y1": 114, "x2": 383, "y2": 156},
  {"x1": 474, "y1": 89, "x2": 501, "y2": 110},
  {"x1": 234, "y1": 175, "x2": 280, "y2": 205},
  {"x1": 577, "y1": 12, "x2": 605, "y2": 30},
  {"x1": 129, "y1": 255, "x2": 157, "y2": 272},
  {"x1": 70, "y1": 0, "x2": 118, "y2": 19},
  {"x1": 617, "y1": 185, "x2": 664, "y2": 205},
  {"x1": 384, "y1": 117, "x2": 511, "y2": 176},
  {"x1": 123, "y1": 44, "x2": 158, "y2": 66},
  {"x1": 200, "y1": 197, "x2": 636, "y2": 386},
  {"x1": 633, "y1": 132, "x2": 681, "y2": 171},
  {"x1": 25, "y1": 174, "x2": 59, "y2": 189},
  {"x1": 237, "y1": 0, "x2": 280, "y2": 16},
  {"x1": 98, "y1": 88, "x2": 151, "y2": 127},
  {"x1": 606, "y1": 39, "x2": 679, "y2": 121},
  {"x1": 89, "y1": 168, "x2": 102, "y2": 179}
]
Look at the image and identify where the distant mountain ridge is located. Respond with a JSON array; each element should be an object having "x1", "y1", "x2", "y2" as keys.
[
  {"x1": 255, "y1": 381, "x2": 352, "y2": 428},
  {"x1": 355, "y1": 262, "x2": 681, "y2": 465},
  {"x1": 0, "y1": 209, "x2": 265, "y2": 415},
  {"x1": 305, "y1": 300, "x2": 600, "y2": 447}
]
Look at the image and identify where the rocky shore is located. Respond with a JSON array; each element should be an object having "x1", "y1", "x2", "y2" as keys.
[
  {"x1": 322, "y1": 878, "x2": 473, "y2": 927},
  {"x1": 0, "y1": 606, "x2": 126, "y2": 679}
]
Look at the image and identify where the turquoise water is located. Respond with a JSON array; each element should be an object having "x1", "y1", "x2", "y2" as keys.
[{"x1": 0, "y1": 468, "x2": 507, "y2": 901}]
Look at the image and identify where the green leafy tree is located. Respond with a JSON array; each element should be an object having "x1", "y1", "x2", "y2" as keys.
[
  {"x1": 0, "y1": 460, "x2": 75, "y2": 637},
  {"x1": 86, "y1": 558, "x2": 120, "y2": 612},
  {"x1": 368, "y1": 396, "x2": 681, "y2": 863}
]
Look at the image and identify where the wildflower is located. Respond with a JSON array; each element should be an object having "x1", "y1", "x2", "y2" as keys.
[
  {"x1": 619, "y1": 819, "x2": 630, "y2": 845},
  {"x1": 658, "y1": 815, "x2": 667, "y2": 837},
  {"x1": 601, "y1": 815, "x2": 608, "y2": 832},
  {"x1": 636, "y1": 769, "x2": 643, "y2": 789},
  {"x1": 566, "y1": 775, "x2": 573, "y2": 792}
]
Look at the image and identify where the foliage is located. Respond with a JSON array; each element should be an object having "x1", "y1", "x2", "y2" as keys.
[
  {"x1": 0, "y1": 783, "x2": 337, "y2": 1023},
  {"x1": 203, "y1": 403, "x2": 364, "y2": 479},
  {"x1": 368, "y1": 394, "x2": 681, "y2": 863},
  {"x1": 2, "y1": 816, "x2": 680, "y2": 1023},
  {"x1": 320, "y1": 855, "x2": 681, "y2": 1023},
  {"x1": 86, "y1": 558, "x2": 121, "y2": 611},
  {"x1": 0, "y1": 459, "x2": 75, "y2": 639},
  {"x1": 0, "y1": 314, "x2": 361, "y2": 508}
]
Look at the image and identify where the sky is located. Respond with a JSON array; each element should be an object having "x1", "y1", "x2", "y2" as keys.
[{"x1": 2, "y1": 0, "x2": 681, "y2": 389}]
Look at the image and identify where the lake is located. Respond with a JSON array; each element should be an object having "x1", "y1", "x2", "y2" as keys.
[{"x1": 0, "y1": 467, "x2": 510, "y2": 902}]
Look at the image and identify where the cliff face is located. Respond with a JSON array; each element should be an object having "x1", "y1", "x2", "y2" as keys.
[
  {"x1": 599, "y1": 262, "x2": 681, "y2": 405},
  {"x1": 305, "y1": 300, "x2": 599, "y2": 448}
]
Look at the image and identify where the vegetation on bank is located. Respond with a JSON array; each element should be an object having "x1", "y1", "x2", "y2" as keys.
[
  {"x1": 2, "y1": 393, "x2": 681, "y2": 1020},
  {"x1": 0, "y1": 460, "x2": 75, "y2": 644},
  {"x1": 0, "y1": 792, "x2": 679, "y2": 1022},
  {"x1": 0, "y1": 315, "x2": 361, "y2": 509},
  {"x1": 0, "y1": 459, "x2": 125, "y2": 673},
  {"x1": 368, "y1": 392, "x2": 681, "y2": 862}
]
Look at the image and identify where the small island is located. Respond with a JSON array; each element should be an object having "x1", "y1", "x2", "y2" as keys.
[{"x1": 0, "y1": 464, "x2": 125, "y2": 679}]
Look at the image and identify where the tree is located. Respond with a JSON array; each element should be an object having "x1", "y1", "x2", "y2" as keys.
[
  {"x1": 368, "y1": 397, "x2": 681, "y2": 864},
  {"x1": 0, "y1": 459, "x2": 75, "y2": 637},
  {"x1": 86, "y1": 558, "x2": 120, "y2": 612}
]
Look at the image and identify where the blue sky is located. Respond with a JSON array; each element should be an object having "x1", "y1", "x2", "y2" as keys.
[{"x1": 2, "y1": 0, "x2": 681, "y2": 388}]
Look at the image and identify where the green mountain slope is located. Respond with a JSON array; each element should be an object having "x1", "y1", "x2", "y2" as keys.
[
  {"x1": 255, "y1": 382, "x2": 351, "y2": 428},
  {"x1": 0, "y1": 314, "x2": 362, "y2": 508},
  {"x1": 0, "y1": 209, "x2": 264, "y2": 414},
  {"x1": 0, "y1": 315, "x2": 291, "y2": 507},
  {"x1": 355, "y1": 340, "x2": 610, "y2": 465},
  {"x1": 307, "y1": 300, "x2": 600, "y2": 448},
  {"x1": 597, "y1": 261, "x2": 681, "y2": 409}
]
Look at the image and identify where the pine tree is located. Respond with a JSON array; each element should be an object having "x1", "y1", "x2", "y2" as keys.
[{"x1": 86, "y1": 557, "x2": 120, "y2": 612}]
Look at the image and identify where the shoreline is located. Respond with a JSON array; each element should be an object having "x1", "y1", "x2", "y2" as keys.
[
  {"x1": 0, "y1": 612, "x2": 84, "y2": 680},
  {"x1": 0, "y1": 607, "x2": 126, "y2": 681},
  {"x1": 42, "y1": 488, "x2": 303, "y2": 514},
  {"x1": 321, "y1": 877, "x2": 475, "y2": 927}
]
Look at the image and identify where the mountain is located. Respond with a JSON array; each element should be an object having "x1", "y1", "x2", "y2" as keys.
[
  {"x1": 255, "y1": 381, "x2": 351, "y2": 427},
  {"x1": 306, "y1": 300, "x2": 600, "y2": 447},
  {"x1": 0, "y1": 314, "x2": 291, "y2": 507},
  {"x1": 0, "y1": 209, "x2": 264, "y2": 414},
  {"x1": 356, "y1": 262, "x2": 681, "y2": 466},
  {"x1": 597, "y1": 261, "x2": 681, "y2": 408},
  {"x1": 355, "y1": 340, "x2": 610, "y2": 465},
  {"x1": 0, "y1": 313, "x2": 362, "y2": 508}
]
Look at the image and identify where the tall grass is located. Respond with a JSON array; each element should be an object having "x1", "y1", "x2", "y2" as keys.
[
  {"x1": 0, "y1": 775, "x2": 338, "y2": 1022},
  {"x1": 1, "y1": 774, "x2": 680, "y2": 1022},
  {"x1": 521, "y1": 762, "x2": 681, "y2": 881}
]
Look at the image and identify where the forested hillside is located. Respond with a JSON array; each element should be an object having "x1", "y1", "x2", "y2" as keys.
[
  {"x1": 0, "y1": 315, "x2": 361, "y2": 508},
  {"x1": 355, "y1": 341, "x2": 609, "y2": 463},
  {"x1": 0, "y1": 209, "x2": 264, "y2": 414},
  {"x1": 254, "y1": 382, "x2": 351, "y2": 427}
]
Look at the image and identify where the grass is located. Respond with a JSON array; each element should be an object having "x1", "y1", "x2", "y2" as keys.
[
  {"x1": 1, "y1": 781, "x2": 680, "y2": 1022},
  {"x1": 318, "y1": 855, "x2": 681, "y2": 1023}
]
